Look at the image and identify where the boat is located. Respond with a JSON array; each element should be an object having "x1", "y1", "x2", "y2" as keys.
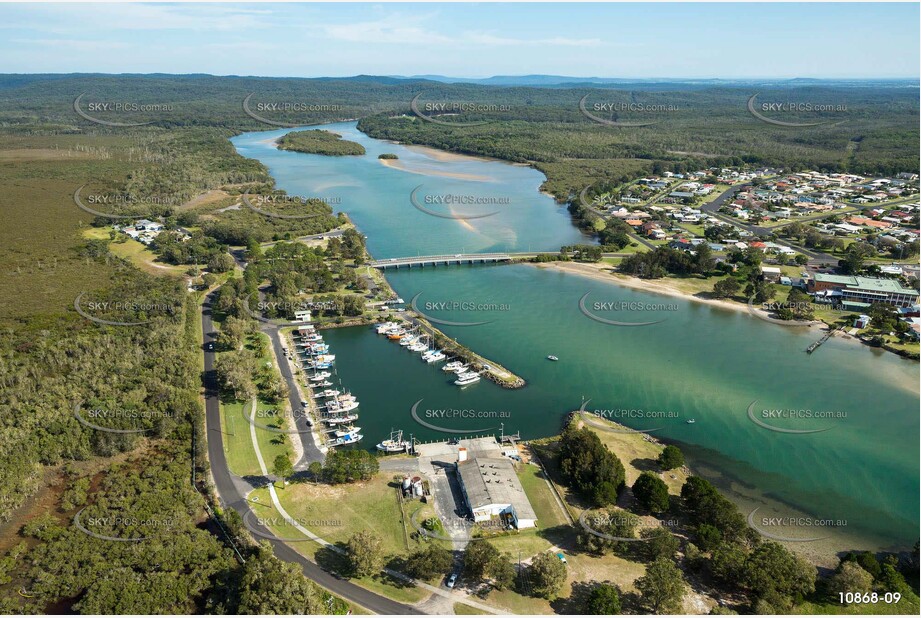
[
  {"x1": 317, "y1": 380, "x2": 333, "y2": 387},
  {"x1": 377, "y1": 429, "x2": 410, "y2": 453},
  {"x1": 455, "y1": 373, "x2": 481, "y2": 386},
  {"x1": 442, "y1": 361, "x2": 464, "y2": 372},
  {"x1": 408, "y1": 342, "x2": 428, "y2": 352},
  {"x1": 376, "y1": 322, "x2": 399, "y2": 334},
  {"x1": 333, "y1": 425, "x2": 361, "y2": 438},
  {"x1": 686, "y1": 419, "x2": 696, "y2": 424},
  {"x1": 425, "y1": 351, "x2": 446, "y2": 363},
  {"x1": 387, "y1": 329, "x2": 406, "y2": 340},
  {"x1": 324, "y1": 413, "x2": 359, "y2": 425},
  {"x1": 325, "y1": 398, "x2": 359, "y2": 413},
  {"x1": 547, "y1": 355, "x2": 559, "y2": 361},
  {"x1": 309, "y1": 372, "x2": 331, "y2": 381},
  {"x1": 313, "y1": 389, "x2": 340, "y2": 399},
  {"x1": 399, "y1": 336, "x2": 418, "y2": 347},
  {"x1": 328, "y1": 431, "x2": 363, "y2": 446},
  {"x1": 451, "y1": 364, "x2": 469, "y2": 374}
]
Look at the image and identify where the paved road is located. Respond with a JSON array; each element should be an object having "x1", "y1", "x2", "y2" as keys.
[
  {"x1": 201, "y1": 292, "x2": 422, "y2": 615},
  {"x1": 260, "y1": 323, "x2": 325, "y2": 468}
]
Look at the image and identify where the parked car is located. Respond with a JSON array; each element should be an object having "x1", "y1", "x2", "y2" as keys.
[
  {"x1": 446, "y1": 572, "x2": 458, "y2": 588},
  {"x1": 556, "y1": 552, "x2": 568, "y2": 564}
]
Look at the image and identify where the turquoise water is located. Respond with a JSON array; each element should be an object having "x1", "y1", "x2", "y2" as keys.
[{"x1": 232, "y1": 124, "x2": 920, "y2": 551}]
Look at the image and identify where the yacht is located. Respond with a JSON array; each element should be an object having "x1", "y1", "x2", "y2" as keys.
[
  {"x1": 455, "y1": 373, "x2": 481, "y2": 386},
  {"x1": 547, "y1": 355, "x2": 559, "y2": 362},
  {"x1": 386, "y1": 329, "x2": 406, "y2": 340},
  {"x1": 399, "y1": 335, "x2": 418, "y2": 347},
  {"x1": 376, "y1": 429, "x2": 410, "y2": 453},
  {"x1": 309, "y1": 372, "x2": 331, "y2": 381},
  {"x1": 408, "y1": 341, "x2": 428, "y2": 353},
  {"x1": 451, "y1": 364, "x2": 469, "y2": 374},
  {"x1": 376, "y1": 322, "x2": 399, "y2": 334},
  {"x1": 313, "y1": 389, "x2": 340, "y2": 399},
  {"x1": 442, "y1": 361, "x2": 464, "y2": 372},
  {"x1": 333, "y1": 425, "x2": 361, "y2": 438},
  {"x1": 686, "y1": 419, "x2": 696, "y2": 424},
  {"x1": 425, "y1": 351, "x2": 446, "y2": 363}
]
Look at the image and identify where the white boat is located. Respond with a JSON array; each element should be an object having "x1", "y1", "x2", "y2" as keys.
[
  {"x1": 309, "y1": 372, "x2": 331, "y2": 381},
  {"x1": 326, "y1": 399, "x2": 359, "y2": 413},
  {"x1": 333, "y1": 425, "x2": 361, "y2": 437},
  {"x1": 455, "y1": 373, "x2": 481, "y2": 386},
  {"x1": 425, "y1": 351, "x2": 446, "y2": 363},
  {"x1": 376, "y1": 322, "x2": 398, "y2": 334},
  {"x1": 325, "y1": 413, "x2": 359, "y2": 425},
  {"x1": 547, "y1": 355, "x2": 559, "y2": 361},
  {"x1": 328, "y1": 431, "x2": 363, "y2": 446},
  {"x1": 313, "y1": 389, "x2": 340, "y2": 399},
  {"x1": 377, "y1": 429, "x2": 410, "y2": 453},
  {"x1": 318, "y1": 380, "x2": 333, "y2": 387},
  {"x1": 408, "y1": 342, "x2": 428, "y2": 352},
  {"x1": 399, "y1": 336, "x2": 418, "y2": 347},
  {"x1": 451, "y1": 364, "x2": 469, "y2": 374},
  {"x1": 686, "y1": 419, "x2": 696, "y2": 424},
  {"x1": 442, "y1": 361, "x2": 464, "y2": 372}
]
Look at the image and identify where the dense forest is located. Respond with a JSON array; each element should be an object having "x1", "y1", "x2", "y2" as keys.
[{"x1": 277, "y1": 129, "x2": 366, "y2": 156}]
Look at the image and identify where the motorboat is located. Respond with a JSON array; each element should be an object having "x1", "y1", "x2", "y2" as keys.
[
  {"x1": 547, "y1": 355, "x2": 559, "y2": 361},
  {"x1": 425, "y1": 351, "x2": 446, "y2": 363},
  {"x1": 325, "y1": 398, "x2": 359, "y2": 413},
  {"x1": 309, "y1": 372, "x2": 331, "y2": 381},
  {"x1": 324, "y1": 413, "x2": 359, "y2": 425},
  {"x1": 442, "y1": 361, "x2": 464, "y2": 372},
  {"x1": 454, "y1": 373, "x2": 481, "y2": 386},
  {"x1": 313, "y1": 389, "x2": 340, "y2": 399},
  {"x1": 328, "y1": 431, "x2": 363, "y2": 446}
]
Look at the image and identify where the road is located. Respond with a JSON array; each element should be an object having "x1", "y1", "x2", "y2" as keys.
[{"x1": 201, "y1": 292, "x2": 422, "y2": 615}]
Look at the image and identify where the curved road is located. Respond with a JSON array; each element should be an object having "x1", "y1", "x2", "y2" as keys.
[{"x1": 201, "y1": 292, "x2": 422, "y2": 615}]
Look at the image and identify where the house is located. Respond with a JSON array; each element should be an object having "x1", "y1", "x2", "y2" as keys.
[
  {"x1": 648, "y1": 228, "x2": 667, "y2": 240},
  {"x1": 293, "y1": 310, "x2": 312, "y2": 322},
  {"x1": 669, "y1": 191, "x2": 695, "y2": 199},
  {"x1": 456, "y1": 455, "x2": 537, "y2": 529},
  {"x1": 847, "y1": 216, "x2": 893, "y2": 230},
  {"x1": 760, "y1": 266, "x2": 782, "y2": 282}
]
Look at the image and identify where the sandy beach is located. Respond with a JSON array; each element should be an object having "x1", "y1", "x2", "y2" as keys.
[
  {"x1": 403, "y1": 143, "x2": 497, "y2": 163},
  {"x1": 377, "y1": 157, "x2": 493, "y2": 182}
]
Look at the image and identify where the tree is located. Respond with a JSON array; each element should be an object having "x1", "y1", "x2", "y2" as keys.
[
  {"x1": 712, "y1": 277, "x2": 741, "y2": 299},
  {"x1": 742, "y1": 541, "x2": 816, "y2": 602},
  {"x1": 208, "y1": 252, "x2": 236, "y2": 273},
  {"x1": 237, "y1": 542, "x2": 330, "y2": 614},
  {"x1": 463, "y1": 541, "x2": 501, "y2": 581},
  {"x1": 635, "y1": 558, "x2": 686, "y2": 614},
  {"x1": 559, "y1": 425, "x2": 626, "y2": 507},
  {"x1": 307, "y1": 461, "x2": 323, "y2": 482},
  {"x1": 527, "y1": 552, "x2": 567, "y2": 599},
  {"x1": 641, "y1": 527, "x2": 680, "y2": 562},
  {"x1": 272, "y1": 454, "x2": 293, "y2": 485},
  {"x1": 633, "y1": 472, "x2": 670, "y2": 514},
  {"x1": 827, "y1": 562, "x2": 873, "y2": 601},
  {"x1": 658, "y1": 445, "x2": 685, "y2": 471},
  {"x1": 405, "y1": 544, "x2": 453, "y2": 579},
  {"x1": 585, "y1": 583, "x2": 622, "y2": 614},
  {"x1": 346, "y1": 531, "x2": 384, "y2": 577}
]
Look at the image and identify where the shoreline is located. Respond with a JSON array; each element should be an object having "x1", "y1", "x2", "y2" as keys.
[{"x1": 529, "y1": 260, "x2": 920, "y2": 364}]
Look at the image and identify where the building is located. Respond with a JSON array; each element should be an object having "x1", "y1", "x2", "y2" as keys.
[
  {"x1": 456, "y1": 455, "x2": 537, "y2": 529},
  {"x1": 760, "y1": 266, "x2": 782, "y2": 282},
  {"x1": 808, "y1": 274, "x2": 919, "y2": 308}
]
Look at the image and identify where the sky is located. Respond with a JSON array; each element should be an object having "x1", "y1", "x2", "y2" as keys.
[{"x1": 0, "y1": 3, "x2": 917, "y2": 79}]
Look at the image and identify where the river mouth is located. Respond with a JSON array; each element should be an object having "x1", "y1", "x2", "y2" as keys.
[{"x1": 230, "y1": 122, "x2": 920, "y2": 555}]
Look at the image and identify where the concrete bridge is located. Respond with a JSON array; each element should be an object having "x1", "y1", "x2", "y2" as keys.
[
  {"x1": 369, "y1": 251, "x2": 631, "y2": 269},
  {"x1": 370, "y1": 253, "x2": 514, "y2": 269}
]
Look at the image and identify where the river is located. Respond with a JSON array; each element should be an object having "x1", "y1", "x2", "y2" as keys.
[{"x1": 231, "y1": 122, "x2": 919, "y2": 556}]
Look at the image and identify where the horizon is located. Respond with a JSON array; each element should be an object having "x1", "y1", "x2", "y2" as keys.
[{"x1": 0, "y1": 3, "x2": 917, "y2": 79}]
